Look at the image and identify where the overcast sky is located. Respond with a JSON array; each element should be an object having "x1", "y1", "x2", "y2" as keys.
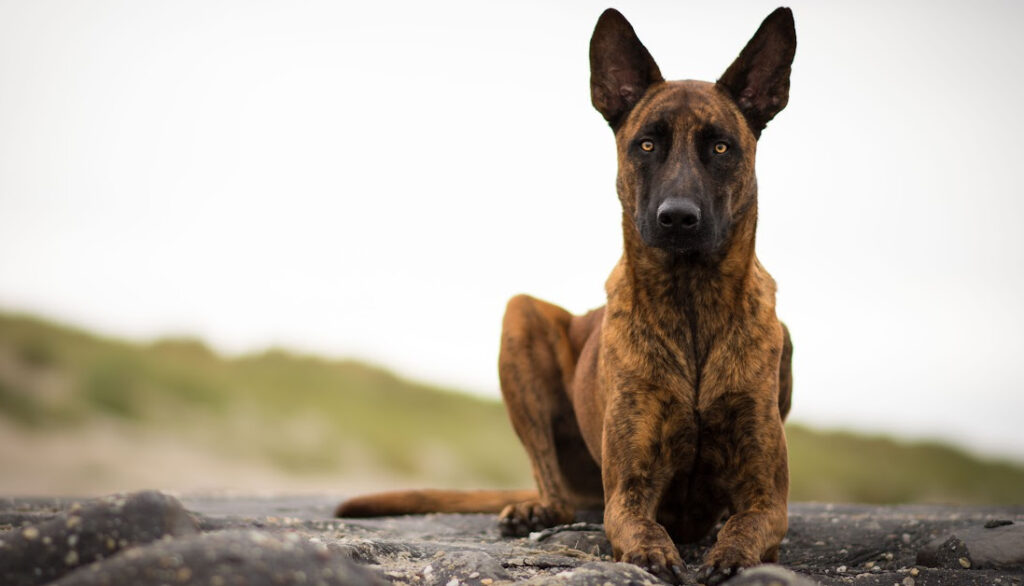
[{"x1": 2, "y1": 0, "x2": 1023, "y2": 462}]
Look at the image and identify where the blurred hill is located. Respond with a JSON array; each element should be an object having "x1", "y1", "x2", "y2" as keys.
[{"x1": 0, "y1": 311, "x2": 1021, "y2": 503}]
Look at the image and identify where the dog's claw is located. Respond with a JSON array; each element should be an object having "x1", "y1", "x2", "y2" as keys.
[
  {"x1": 638, "y1": 560, "x2": 685, "y2": 584},
  {"x1": 671, "y1": 564, "x2": 687, "y2": 583},
  {"x1": 698, "y1": 564, "x2": 739, "y2": 586}
]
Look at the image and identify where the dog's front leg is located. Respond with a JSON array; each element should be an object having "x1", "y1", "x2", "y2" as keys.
[
  {"x1": 699, "y1": 405, "x2": 789, "y2": 585},
  {"x1": 602, "y1": 389, "x2": 691, "y2": 585}
]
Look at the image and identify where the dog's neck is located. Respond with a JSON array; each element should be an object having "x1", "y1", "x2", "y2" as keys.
[{"x1": 614, "y1": 203, "x2": 761, "y2": 319}]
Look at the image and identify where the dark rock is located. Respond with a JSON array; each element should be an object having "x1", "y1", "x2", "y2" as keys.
[
  {"x1": 918, "y1": 523, "x2": 1024, "y2": 570},
  {"x1": 0, "y1": 490, "x2": 199, "y2": 586},
  {"x1": 419, "y1": 550, "x2": 511, "y2": 585},
  {"x1": 50, "y1": 529, "x2": 387, "y2": 586},
  {"x1": 916, "y1": 534, "x2": 971, "y2": 569}
]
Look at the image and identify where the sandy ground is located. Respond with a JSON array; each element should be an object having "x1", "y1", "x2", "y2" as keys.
[{"x1": 0, "y1": 419, "x2": 415, "y2": 497}]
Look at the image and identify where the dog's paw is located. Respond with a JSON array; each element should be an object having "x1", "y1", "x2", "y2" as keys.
[
  {"x1": 497, "y1": 500, "x2": 572, "y2": 537},
  {"x1": 621, "y1": 545, "x2": 687, "y2": 585},
  {"x1": 698, "y1": 546, "x2": 759, "y2": 585}
]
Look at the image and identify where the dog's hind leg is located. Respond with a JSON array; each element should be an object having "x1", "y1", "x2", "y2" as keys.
[
  {"x1": 497, "y1": 294, "x2": 603, "y2": 536},
  {"x1": 777, "y1": 322, "x2": 793, "y2": 421}
]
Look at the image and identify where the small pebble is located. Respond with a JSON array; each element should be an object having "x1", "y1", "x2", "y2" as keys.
[
  {"x1": 66, "y1": 516, "x2": 81, "y2": 529},
  {"x1": 22, "y1": 527, "x2": 40, "y2": 540},
  {"x1": 65, "y1": 550, "x2": 79, "y2": 565},
  {"x1": 901, "y1": 533, "x2": 912, "y2": 544},
  {"x1": 958, "y1": 557, "x2": 971, "y2": 569},
  {"x1": 903, "y1": 578, "x2": 915, "y2": 586},
  {"x1": 909, "y1": 567, "x2": 919, "y2": 576},
  {"x1": 836, "y1": 565, "x2": 847, "y2": 573},
  {"x1": 480, "y1": 580, "x2": 493, "y2": 586}
]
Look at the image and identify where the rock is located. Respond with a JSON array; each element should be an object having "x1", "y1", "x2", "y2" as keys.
[
  {"x1": 726, "y1": 564, "x2": 820, "y2": 585},
  {"x1": 537, "y1": 530, "x2": 612, "y2": 558},
  {"x1": 0, "y1": 490, "x2": 199, "y2": 586},
  {"x1": 419, "y1": 550, "x2": 511, "y2": 586},
  {"x1": 50, "y1": 529, "x2": 387, "y2": 586},
  {"x1": 522, "y1": 561, "x2": 663, "y2": 585},
  {"x1": 3, "y1": 496, "x2": 1023, "y2": 586},
  {"x1": 917, "y1": 522, "x2": 1024, "y2": 570}
]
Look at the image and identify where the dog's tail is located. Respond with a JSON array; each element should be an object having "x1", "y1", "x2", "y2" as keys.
[{"x1": 335, "y1": 489, "x2": 538, "y2": 518}]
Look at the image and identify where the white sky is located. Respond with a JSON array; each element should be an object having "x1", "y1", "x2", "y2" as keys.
[{"x1": 2, "y1": 1, "x2": 1023, "y2": 462}]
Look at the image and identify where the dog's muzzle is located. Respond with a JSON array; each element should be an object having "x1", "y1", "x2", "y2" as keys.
[
  {"x1": 656, "y1": 198, "x2": 701, "y2": 233},
  {"x1": 641, "y1": 196, "x2": 717, "y2": 255}
]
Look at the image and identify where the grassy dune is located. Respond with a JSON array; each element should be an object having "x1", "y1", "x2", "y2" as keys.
[{"x1": 1, "y1": 311, "x2": 1021, "y2": 503}]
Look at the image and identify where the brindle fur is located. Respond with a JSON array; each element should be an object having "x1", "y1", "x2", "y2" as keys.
[{"x1": 337, "y1": 8, "x2": 796, "y2": 585}]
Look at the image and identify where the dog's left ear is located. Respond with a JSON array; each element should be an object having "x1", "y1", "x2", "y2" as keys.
[{"x1": 717, "y1": 7, "x2": 796, "y2": 139}]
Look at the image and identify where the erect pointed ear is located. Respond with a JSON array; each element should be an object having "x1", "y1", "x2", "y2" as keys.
[
  {"x1": 717, "y1": 7, "x2": 796, "y2": 139},
  {"x1": 590, "y1": 9, "x2": 663, "y2": 130}
]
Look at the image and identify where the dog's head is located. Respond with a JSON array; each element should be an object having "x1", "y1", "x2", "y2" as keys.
[{"x1": 590, "y1": 8, "x2": 795, "y2": 259}]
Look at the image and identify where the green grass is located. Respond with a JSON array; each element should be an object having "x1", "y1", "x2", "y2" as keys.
[
  {"x1": 0, "y1": 312, "x2": 529, "y2": 486},
  {"x1": 786, "y1": 425, "x2": 1024, "y2": 504},
  {"x1": 1, "y1": 310, "x2": 1022, "y2": 503}
]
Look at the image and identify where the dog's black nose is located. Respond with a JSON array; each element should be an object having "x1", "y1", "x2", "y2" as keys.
[{"x1": 656, "y1": 199, "x2": 701, "y2": 231}]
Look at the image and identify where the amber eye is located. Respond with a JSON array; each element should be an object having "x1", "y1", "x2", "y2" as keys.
[
  {"x1": 640, "y1": 140, "x2": 655, "y2": 152},
  {"x1": 713, "y1": 142, "x2": 729, "y2": 154}
]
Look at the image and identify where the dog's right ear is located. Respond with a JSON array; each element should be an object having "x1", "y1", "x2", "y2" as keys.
[{"x1": 590, "y1": 9, "x2": 663, "y2": 130}]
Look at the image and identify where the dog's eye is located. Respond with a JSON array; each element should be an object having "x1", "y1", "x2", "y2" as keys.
[
  {"x1": 713, "y1": 142, "x2": 729, "y2": 154},
  {"x1": 640, "y1": 140, "x2": 655, "y2": 152}
]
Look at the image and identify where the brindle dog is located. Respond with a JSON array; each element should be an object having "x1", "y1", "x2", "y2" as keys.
[{"x1": 337, "y1": 8, "x2": 796, "y2": 585}]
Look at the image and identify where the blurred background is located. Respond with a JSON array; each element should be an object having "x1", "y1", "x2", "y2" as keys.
[{"x1": 1, "y1": 0, "x2": 1022, "y2": 504}]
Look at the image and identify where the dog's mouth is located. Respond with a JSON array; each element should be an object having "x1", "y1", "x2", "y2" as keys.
[
  {"x1": 660, "y1": 241, "x2": 718, "y2": 259},
  {"x1": 637, "y1": 217, "x2": 722, "y2": 258}
]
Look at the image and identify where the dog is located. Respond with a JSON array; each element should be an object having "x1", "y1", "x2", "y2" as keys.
[{"x1": 337, "y1": 8, "x2": 795, "y2": 585}]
